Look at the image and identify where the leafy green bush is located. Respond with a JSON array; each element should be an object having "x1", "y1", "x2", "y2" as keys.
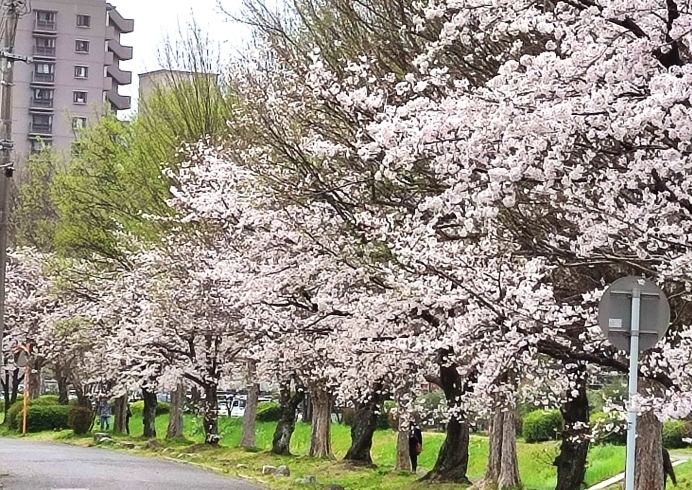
[
  {"x1": 129, "y1": 400, "x2": 170, "y2": 416},
  {"x1": 663, "y1": 420, "x2": 691, "y2": 449},
  {"x1": 257, "y1": 401, "x2": 281, "y2": 422},
  {"x1": 523, "y1": 410, "x2": 563, "y2": 443},
  {"x1": 68, "y1": 405, "x2": 94, "y2": 435},
  {"x1": 26, "y1": 405, "x2": 68, "y2": 432},
  {"x1": 7, "y1": 395, "x2": 66, "y2": 430},
  {"x1": 590, "y1": 411, "x2": 626, "y2": 445}
]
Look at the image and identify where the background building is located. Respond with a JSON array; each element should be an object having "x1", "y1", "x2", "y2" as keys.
[{"x1": 11, "y1": 0, "x2": 133, "y2": 161}]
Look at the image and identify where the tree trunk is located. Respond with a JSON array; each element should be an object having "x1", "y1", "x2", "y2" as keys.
[
  {"x1": 28, "y1": 360, "x2": 42, "y2": 399},
  {"x1": 190, "y1": 386, "x2": 201, "y2": 413},
  {"x1": 56, "y1": 365, "x2": 69, "y2": 405},
  {"x1": 167, "y1": 383, "x2": 185, "y2": 439},
  {"x1": 635, "y1": 378, "x2": 664, "y2": 490},
  {"x1": 302, "y1": 392, "x2": 312, "y2": 423},
  {"x1": 142, "y1": 388, "x2": 158, "y2": 438},
  {"x1": 554, "y1": 366, "x2": 590, "y2": 490},
  {"x1": 202, "y1": 383, "x2": 219, "y2": 444},
  {"x1": 344, "y1": 392, "x2": 382, "y2": 465},
  {"x1": 272, "y1": 379, "x2": 304, "y2": 455},
  {"x1": 240, "y1": 360, "x2": 259, "y2": 448},
  {"x1": 396, "y1": 427, "x2": 412, "y2": 471},
  {"x1": 483, "y1": 410, "x2": 504, "y2": 484},
  {"x1": 499, "y1": 410, "x2": 520, "y2": 488},
  {"x1": 308, "y1": 387, "x2": 333, "y2": 458},
  {"x1": 395, "y1": 408, "x2": 412, "y2": 471},
  {"x1": 422, "y1": 351, "x2": 471, "y2": 483},
  {"x1": 113, "y1": 395, "x2": 128, "y2": 434}
]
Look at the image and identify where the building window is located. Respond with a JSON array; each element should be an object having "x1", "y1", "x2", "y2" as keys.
[
  {"x1": 33, "y1": 62, "x2": 55, "y2": 82},
  {"x1": 73, "y1": 91, "x2": 88, "y2": 104},
  {"x1": 34, "y1": 37, "x2": 56, "y2": 57},
  {"x1": 75, "y1": 40, "x2": 90, "y2": 53},
  {"x1": 72, "y1": 117, "x2": 88, "y2": 131},
  {"x1": 35, "y1": 11, "x2": 57, "y2": 31},
  {"x1": 74, "y1": 65, "x2": 89, "y2": 79},
  {"x1": 31, "y1": 114, "x2": 52, "y2": 134},
  {"x1": 76, "y1": 14, "x2": 91, "y2": 28},
  {"x1": 32, "y1": 88, "x2": 54, "y2": 107}
]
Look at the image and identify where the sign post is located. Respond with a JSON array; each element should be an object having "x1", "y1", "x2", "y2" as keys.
[{"x1": 598, "y1": 277, "x2": 670, "y2": 490}]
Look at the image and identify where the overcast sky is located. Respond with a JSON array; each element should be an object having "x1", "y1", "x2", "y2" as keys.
[{"x1": 109, "y1": 0, "x2": 251, "y2": 112}]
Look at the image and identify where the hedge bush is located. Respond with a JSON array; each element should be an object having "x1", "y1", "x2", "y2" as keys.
[
  {"x1": 129, "y1": 400, "x2": 170, "y2": 416},
  {"x1": 590, "y1": 411, "x2": 626, "y2": 445},
  {"x1": 7, "y1": 395, "x2": 63, "y2": 430},
  {"x1": 26, "y1": 405, "x2": 68, "y2": 432},
  {"x1": 68, "y1": 405, "x2": 94, "y2": 435},
  {"x1": 523, "y1": 409, "x2": 563, "y2": 443},
  {"x1": 662, "y1": 420, "x2": 692, "y2": 449},
  {"x1": 257, "y1": 402, "x2": 281, "y2": 422}
]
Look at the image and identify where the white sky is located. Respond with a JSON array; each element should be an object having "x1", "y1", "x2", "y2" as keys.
[{"x1": 109, "y1": 0, "x2": 251, "y2": 112}]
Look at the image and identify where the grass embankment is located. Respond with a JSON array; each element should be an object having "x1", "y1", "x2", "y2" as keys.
[{"x1": 12, "y1": 414, "x2": 639, "y2": 490}]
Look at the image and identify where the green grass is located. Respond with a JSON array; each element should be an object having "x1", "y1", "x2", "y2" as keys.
[{"x1": 9, "y1": 413, "x2": 632, "y2": 490}]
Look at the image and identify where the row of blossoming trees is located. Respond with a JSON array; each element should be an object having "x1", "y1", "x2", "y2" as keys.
[{"x1": 4, "y1": 0, "x2": 692, "y2": 489}]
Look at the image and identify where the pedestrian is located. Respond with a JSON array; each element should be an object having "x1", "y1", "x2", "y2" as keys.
[
  {"x1": 663, "y1": 447, "x2": 677, "y2": 489},
  {"x1": 97, "y1": 397, "x2": 112, "y2": 431},
  {"x1": 125, "y1": 403, "x2": 132, "y2": 435},
  {"x1": 409, "y1": 424, "x2": 423, "y2": 472}
]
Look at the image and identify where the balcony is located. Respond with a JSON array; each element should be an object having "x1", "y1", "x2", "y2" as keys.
[
  {"x1": 32, "y1": 72, "x2": 55, "y2": 83},
  {"x1": 106, "y1": 25, "x2": 116, "y2": 41},
  {"x1": 107, "y1": 4, "x2": 134, "y2": 33},
  {"x1": 107, "y1": 64, "x2": 132, "y2": 85},
  {"x1": 33, "y1": 45, "x2": 56, "y2": 58},
  {"x1": 30, "y1": 98, "x2": 53, "y2": 109},
  {"x1": 34, "y1": 19, "x2": 57, "y2": 32},
  {"x1": 29, "y1": 122, "x2": 52, "y2": 135},
  {"x1": 103, "y1": 76, "x2": 113, "y2": 91},
  {"x1": 106, "y1": 88, "x2": 131, "y2": 111},
  {"x1": 107, "y1": 39, "x2": 133, "y2": 61}
]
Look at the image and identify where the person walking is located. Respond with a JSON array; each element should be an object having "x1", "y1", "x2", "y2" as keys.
[
  {"x1": 409, "y1": 424, "x2": 423, "y2": 472},
  {"x1": 663, "y1": 448, "x2": 677, "y2": 489},
  {"x1": 97, "y1": 398, "x2": 112, "y2": 431}
]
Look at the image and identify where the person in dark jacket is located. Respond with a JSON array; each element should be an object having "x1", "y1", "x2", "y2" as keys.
[
  {"x1": 663, "y1": 448, "x2": 677, "y2": 488},
  {"x1": 125, "y1": 403, "x2": 132, "y2": 435},
  {"x1": 409, "y1": 425, "x2": 423, "y2": 472}
]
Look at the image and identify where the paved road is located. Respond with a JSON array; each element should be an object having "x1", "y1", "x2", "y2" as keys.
[{"x1": 0, "y1": 438, "x2": 262, "y2": 490}]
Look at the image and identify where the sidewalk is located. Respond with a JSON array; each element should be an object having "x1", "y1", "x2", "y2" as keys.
[{"x1": 587, "y1": 454, "x2": 690, "y2": 490}]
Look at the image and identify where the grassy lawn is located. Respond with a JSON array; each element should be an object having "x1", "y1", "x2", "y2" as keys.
[{"x1": 12, "y1": 414, "x2": 638, "y2": 490}]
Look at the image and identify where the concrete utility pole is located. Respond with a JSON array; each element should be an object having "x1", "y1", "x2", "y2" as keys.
[{"x1": 0, "y1": 0, "x2": 31, "y2": 379}]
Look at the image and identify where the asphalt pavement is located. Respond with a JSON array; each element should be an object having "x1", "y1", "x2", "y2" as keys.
[{"x1": 0, "y1": 437, "x2": 262, "y2": 490}]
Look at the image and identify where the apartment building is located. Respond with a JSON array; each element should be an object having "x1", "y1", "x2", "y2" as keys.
[{"x1": 11, "y1": 0, "x2": 133, "y2": 161}]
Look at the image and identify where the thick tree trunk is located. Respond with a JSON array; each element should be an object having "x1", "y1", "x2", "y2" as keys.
[
  {"x1": 28, "y1": 360, "x2": 42, "y2": 399},
  {"x1": 635, "y1": 379, "x2": 664, "y2": 490},
  {"x1": 202, "y1": 383, "x2": 219, "y2": 444},
  {"x1": 396, "y1": 427, "x2": 412, "y2": 471},
  {"x1": 142, "y1": 388, "x2": 158, "y2": 438},
  {"x1": 240, "y1": 361, "x2": 259, "y2": 448},
  {"x1": 483, "y1": 410, "x2": 504, "y2": 484},
  {"x1": 272, "y1": 379, "x2": 304, "y2": 455},
  {"x1": 499, "y1": 410, "x2": 520, "y2": 488},
  {"x1": 554, "y1": 367, "x2": 590, "y2": 490},
  {"x1": 56, "y1": 366, "x2": 69, "y2": 405},
  {"x1": 344, "y1": 393, "x2": 382, "y2": 465},
  {"x1": 167, "y1": 383, "x2": 185, "y2": 439},
  {"x1": 422, "y1": 351, "x2": 471, "y2": 483},
  {"x1": 113, "y1": 395, "x2": 128, "y2": 434},
  {"x1": 308, "y1": 387, "x2": 333, "y2": 458}
]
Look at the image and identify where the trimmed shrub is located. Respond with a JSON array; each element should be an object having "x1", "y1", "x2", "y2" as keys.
[
  {"x1": 590, "y1": 411, "x2": 626, "y2": 445},
  {"x1": 663, "y1": 420, "x2": 691, "y2": 449},
  {"x1": 33, "y1": 395, "x2": 60, "y2": 406},
  {"x1": 68, "y1": 405, "x2": 94, "y2": 435},
  {"x1": 256, "y1": 401, "x2": 281, "y2": 422},
  {"x1": 7, "y1": 395, "x2": 69, "y2": 430},
  {"x1": 26, "y1": 405, "x2": 69, "y2": 432},
  {"x1": 523, "y1": 409, "x2": 563, "y2": 443},
  {"x1": 129, "y1": 400, "x2": 170, "y2": 416}
]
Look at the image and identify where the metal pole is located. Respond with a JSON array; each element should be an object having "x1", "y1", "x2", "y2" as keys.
[
  {"x1": 0, "y1": 1, "x2": 20, "y2": 383},
  {"x1": 624, "y1": 287, "x2": 641, "y2": 490}
]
